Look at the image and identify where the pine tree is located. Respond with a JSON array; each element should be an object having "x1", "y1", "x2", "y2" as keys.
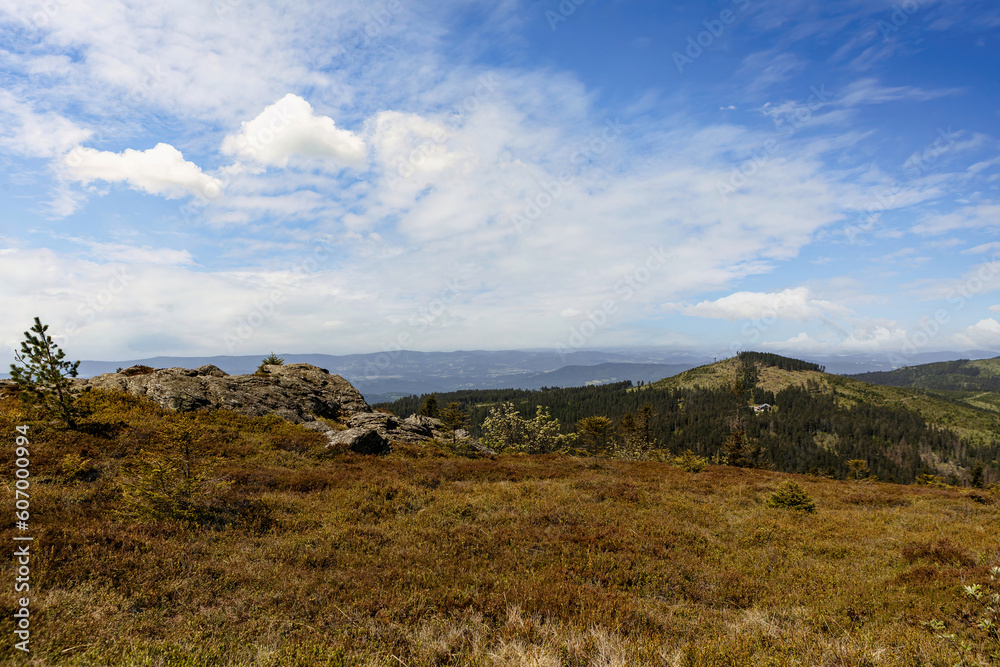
[
  {"x1": 766, "y1": 481, "x2": 816, "y2": 512},
  {"x1": 439, "y1": 402, "x2": 466, "y2": 442},
  {"x1": 724, "y1": 355, "x2": 766, "y2": 468},
  {"x1": 9, "y1": 317, "x2": 80, "y2": 428},
  {"x1": 576, "y1": 415, "x2": 613, "y2": 453},
  {"x1": 971, "y1": 461, "x2": 985, "y2": 489},
  {"x1": 256, "y1": 352, "x2": 285, "y2": 373},
  {"x1": 419, "y1": 394, "x2": 439, "y2": 418},
  {"x1": 846, "y1": 459, "x2": 870, "y2": 480}
]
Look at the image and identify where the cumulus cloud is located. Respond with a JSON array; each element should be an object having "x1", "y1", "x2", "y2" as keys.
[
  {"x1": 954, "y1": 318, "x2": 1000, "y2": 348},
  {"x1": 668, "y1": 287, "x2": 852, "y2": 321},
  {"x1": 62, "y1": 143, "x2": 223, "y2": 200},
  {"x1": 221, "y1": 94, "x2": 367, "y2": 169},
  {"x1": 762, "y1": 324, "x2": 909, "y2": 355}
]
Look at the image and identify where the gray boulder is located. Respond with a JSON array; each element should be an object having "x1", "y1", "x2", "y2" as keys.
[
  {"x1": 76, "y1": 363, "x2": 370, "y2": 424},
  {"x1": 325, "y1": 427, "x2": 392, "y2": 455},
  {"x1": 347, "y1": 412, "x2": 448, "y2": 443}
]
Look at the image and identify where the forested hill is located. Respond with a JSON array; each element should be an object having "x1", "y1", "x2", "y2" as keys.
[
  {"x1": 847, "y1": 357, "x2": 1000, "y2": 392},
  {"x1": 376, "y1": 352, "x2": 1000, "y2": 486}
]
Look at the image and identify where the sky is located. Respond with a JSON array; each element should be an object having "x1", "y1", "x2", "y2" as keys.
[{"x1": 1, "y1": 0, "x2": 999, "y2": 368}]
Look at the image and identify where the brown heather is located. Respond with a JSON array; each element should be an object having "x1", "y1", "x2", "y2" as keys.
[{"x1": 1, "y1": 388, "x2": 999, "y2": 666}]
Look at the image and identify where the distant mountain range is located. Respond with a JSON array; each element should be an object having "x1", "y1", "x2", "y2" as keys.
[
  {"x1": 1, "y1": 349, "x2": 710, "y2": 403},
  {"x1": 3, "y1": 348, "x2": 996, "y2": 403}
]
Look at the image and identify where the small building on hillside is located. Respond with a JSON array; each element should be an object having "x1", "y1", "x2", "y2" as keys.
[{"x1": 753, "y1": 403, "x2": 771, "y2": 413}]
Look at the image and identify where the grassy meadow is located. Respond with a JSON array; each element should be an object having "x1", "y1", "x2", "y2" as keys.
[{"x1": 1, "y1": 387, "x2": 999, "y2": 666}]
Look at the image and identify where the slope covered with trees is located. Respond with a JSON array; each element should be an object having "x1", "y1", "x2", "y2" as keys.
[
  {"x1": 849, "y1": 358, "x2": 1000, "y2": 393},
  {"x1": 378, "y1": 353, "x2": 1000, "y2": 485}
]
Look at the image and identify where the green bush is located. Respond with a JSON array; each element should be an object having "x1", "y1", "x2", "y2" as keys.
[
  {"x1": 766, "y1": 481, "x2": 816, "y2": 513},
  {"x1": 671, "y1": 449, "x2": 708, "y2": 473},
  {"x1": 480, "y1": 402, "x2": 575, "y2": 454},
  {"x1": 256, "y1": 352, "x2": 285, "y2": 374}
]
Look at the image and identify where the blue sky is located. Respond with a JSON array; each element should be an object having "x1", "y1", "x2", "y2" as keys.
[{"x1": 1, "y1": 0, "x2": 999, "y2": 367}]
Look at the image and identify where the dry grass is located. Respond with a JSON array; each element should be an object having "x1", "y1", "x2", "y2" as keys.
[{"x1": 1, "y1": 390, "x2": 998, "y2": 665}]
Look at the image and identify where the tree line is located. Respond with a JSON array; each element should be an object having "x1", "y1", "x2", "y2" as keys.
[{"x1": 379, "y1": 356, "x2": 999, "y2": 485}]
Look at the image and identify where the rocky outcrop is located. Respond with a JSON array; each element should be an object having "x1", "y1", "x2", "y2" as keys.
[
  {"x1": 71, "y1": 363, "x2": 461, "y2": 455},
  {"x1": 76, "y1": 363, "x2": 371, "y2": 424}
]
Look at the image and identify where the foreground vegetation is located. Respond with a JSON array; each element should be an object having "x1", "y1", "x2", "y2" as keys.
[{"x1": 2, "y1": 385, "x2": 999, "y2": 666}]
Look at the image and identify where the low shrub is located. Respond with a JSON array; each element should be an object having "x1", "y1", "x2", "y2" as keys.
[{"x1": 765, "y1": 480, "x2": 816, "y2": 513}]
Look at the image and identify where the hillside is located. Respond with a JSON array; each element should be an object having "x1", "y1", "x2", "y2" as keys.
[
  {"x1": 1, "y1": 384, "x2": 998, "y2": 665},
  {"x1": 847, "y1": 357, "x2": 1000, "y2": 415},
  {"x1": 645, "y1": 352, "x2": 1000, "y2": 444},
  {"x1": 379, "y1": 353, "x2": 1000, "y2": 485},
  {"x1": 847, "y1": 357, "x2": 1000, "y2": 392}
]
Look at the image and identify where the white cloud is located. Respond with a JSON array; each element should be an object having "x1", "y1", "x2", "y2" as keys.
[
  {"x1": 837, "y1": 78, "x2": 961, "y2": 107},
  {"x1": 369, "y1": 110, "x2": 469, "y2": 185},
  {"x1": 762, "y1": 324, "x2": 909, "y2": 355},
  {"x1": 62, "y1": 143, "x2": 222, "y2": 200},
  {"x1": 76, "y1": 241, "x2": 195, "y2": 265},
  {"x1": 737, "y1": 51, "x2": 805, "y2": 93},
  {"x1": 669, "y1": 288, "x2": 852, "y2": 322},
  {"x1": 912, "y1": 203, "x2": 1000, "y2": 235},
  {"x1": 221, "y1": 94, "x2": 367, "y2": 169},
  {"x1": 953, "y1": 318, "x2": 1000, "y2": 348},
  {"x1": 962, "y1": 242, "x2": 1000, "y2": 255},
  {"x1": 0, "y1": 89, "x2": 92, "y2": 158}
]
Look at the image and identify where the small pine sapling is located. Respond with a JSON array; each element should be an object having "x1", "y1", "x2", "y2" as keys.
[{"x1": 9, "y1": 317, "x2": 80, "y2": 428}]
